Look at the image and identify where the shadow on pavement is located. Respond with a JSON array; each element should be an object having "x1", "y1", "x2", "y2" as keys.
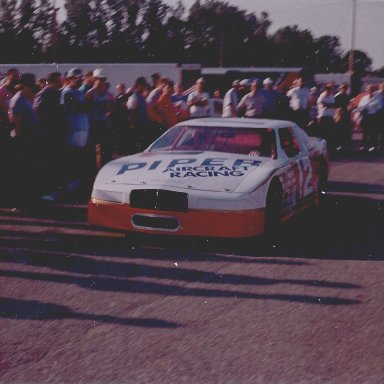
[
  {"x1": 1, "y1": 181, "x2": 383, "y2": 310},
  {"x1": 0, "y1": 297, "x2": 182, "y2": 328},
  {"x1": 327, "y1": 181, "x2": 384, "y2": 195},
  {"x1": 0, "y1": 270, "x2": 360, "y2": 306},
  {"x1": 275, "y1": 193, "x2": 384, "y2": 261}
]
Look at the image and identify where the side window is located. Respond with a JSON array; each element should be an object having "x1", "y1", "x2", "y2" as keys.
[
  {"x1": 295, "y1": 126, "x2": 313, "y2": 151},
  {"x1": 279, "y1": 127, "x2": 301, "y2": 158}
]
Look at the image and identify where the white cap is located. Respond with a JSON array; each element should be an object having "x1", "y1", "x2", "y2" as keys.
[
  {"x1": 240, "y1": 79, "x2": 250, "y2": 86},
  {"x1": 93, "y1": 67, "x2": 107, "y2": 79},
  {"x1": 66, "y1": 67, "x2": 82, "y2": 78},
  {"x1": 263, "y1": 77, "x2": 274, "y2": 86}
]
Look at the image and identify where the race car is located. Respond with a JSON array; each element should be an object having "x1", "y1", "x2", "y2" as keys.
[{"x1": 88, "y1": 118, "x2": 329, "y2": 238}]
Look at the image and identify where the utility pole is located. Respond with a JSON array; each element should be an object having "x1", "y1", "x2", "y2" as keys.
[
  {"x1": 348, "y1": 0, "x2": 357, "y2": 74},
  {"x1": 50, "y1": 0, "x2": 57, "y2": 62}
]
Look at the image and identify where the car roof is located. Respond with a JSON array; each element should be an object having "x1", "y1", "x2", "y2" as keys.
[{"x1": 175, "y1": 117, "x2": 296, "y2": 130}]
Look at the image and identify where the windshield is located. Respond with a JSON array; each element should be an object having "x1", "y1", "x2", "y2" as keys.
[{"x1": 149, "y1": 125, "x2": 277, "y2": 158}]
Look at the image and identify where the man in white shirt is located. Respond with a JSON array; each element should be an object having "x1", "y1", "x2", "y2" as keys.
[
  {"x1": 317, "y1": 84, "x2": 336, "y2": 119},
  {"x1": 222, "y1": 80, "x2": 240, "y2": 117},
  {"x1": 237, "y1": 79, "x2": 267, "y2": 118},
  {"x1": 358, "y1": 84, "x2": 381, "y2": 151},
  {"x1": 317, "y1": 83, "x2": 336, "y2": 151},
  {"x1": 286, "y1": 78, "x2": 310, "y2": 128},
  {"x1": 187, "y1": 78, "x2": 210, "y2": 118}
]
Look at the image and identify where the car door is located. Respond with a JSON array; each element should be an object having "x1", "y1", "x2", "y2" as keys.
[
  {"x1": 293, "y1": 126, "x2": 322, "y2": 198},
  {"x1": 277, "y1": 127, "x2": 309, "y2": 212}
]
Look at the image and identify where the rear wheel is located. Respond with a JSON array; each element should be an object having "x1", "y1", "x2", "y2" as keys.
[{"x1": 264, "y1": 179, "x2": 283, "y2": 241}]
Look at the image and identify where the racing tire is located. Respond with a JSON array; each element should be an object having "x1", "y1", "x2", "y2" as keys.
[{"x1": 264, "y1": 179, "x2": 283, "y2": 242}]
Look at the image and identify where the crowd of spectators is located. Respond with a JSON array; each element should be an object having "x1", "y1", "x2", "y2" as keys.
[
  {"x1": 225, "y1": 76, "x2": 384, "y2": 154},
  {"x1": 0, "y1": 66, "x2": 383, "y2": 210}
]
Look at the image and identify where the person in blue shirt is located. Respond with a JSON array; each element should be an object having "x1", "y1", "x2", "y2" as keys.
[
  {"x1": 61, "y1": 67, "x2": 90, "y2": 195},
  {"x1": 8, "y1": 73, "x2": 40, "y2": 209}
]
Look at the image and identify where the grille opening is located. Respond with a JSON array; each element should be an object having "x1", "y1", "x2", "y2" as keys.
[
  {"x1": 130, "y1": 189, "x2": 188, "y2": 212},
  {"x1": 132, "y1": 215, "x2": 180, "y2": 231}
]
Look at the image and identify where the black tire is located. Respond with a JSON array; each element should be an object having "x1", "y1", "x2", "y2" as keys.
[{"x1": 264, "y1": 178, "x2": 283, "y2": 241}]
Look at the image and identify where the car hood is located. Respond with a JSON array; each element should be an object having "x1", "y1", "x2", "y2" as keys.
[{"x1": 96, "y1": 151, "x2": 277, "y2": 193}]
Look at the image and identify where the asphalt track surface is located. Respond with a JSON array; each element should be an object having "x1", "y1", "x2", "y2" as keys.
[{"x1": 1, "y1": 152, "x2": 384, "y2": 384}]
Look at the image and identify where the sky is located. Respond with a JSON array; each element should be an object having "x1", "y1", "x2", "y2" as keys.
[{"x1": 57, "y1": 0, "x2": 384, "y2": 70}]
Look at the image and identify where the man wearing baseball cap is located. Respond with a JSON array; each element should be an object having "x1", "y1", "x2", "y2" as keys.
[
  {"x1": 239, "y1": 79, "x2": 251, "y2": 98},
  {"x1": 222, "y1": 79, "x2": 240, "y2": 117},
  {"x1": 286, "y1": 77, "x2": 311, "y2": 128},
  {"x1": 79, "y1": 70, "x2": 95, "y2": 95},
  {"x1": 85, "y1": 67, "x2": 114, "y2": 169},
  {"x1": 66, "y1": 67, "x2": 83, "y2": 79},
  {"x1": 237, "y1": 79, "x2": 267, "y2": 118},
  {"x1": 92, "y1": 67, "x2": 107, "y2": 80},
  {"x1": 61, "y1": 67, "x2": 90, "y2": 195},
  {"x1": 263, "y1": 77, "x2": 281, "y2": 118}
]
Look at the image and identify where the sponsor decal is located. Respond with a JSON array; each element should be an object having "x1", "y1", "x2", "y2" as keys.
[
  {"x1": 117, "y1": 157, "x2": 261, "y2": 178},
  {"x1": 249, "y1": 150, "x2": 260, "y2": 157}
]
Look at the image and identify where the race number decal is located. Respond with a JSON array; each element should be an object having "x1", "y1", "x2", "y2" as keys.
[{"x1": 299, "y1": 157, "x2": 315, "y2": 197}]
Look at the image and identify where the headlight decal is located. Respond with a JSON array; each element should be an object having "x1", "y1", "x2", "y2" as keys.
[{"x1": 92, "y1": 190, "x2": 123, "y2": 203}]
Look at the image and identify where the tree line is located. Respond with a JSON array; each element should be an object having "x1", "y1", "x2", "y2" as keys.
[{"x1": 0, "y1": 0, "x2": 379, "y2": 74}]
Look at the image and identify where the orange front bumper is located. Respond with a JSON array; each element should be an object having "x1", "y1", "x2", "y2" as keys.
[{"x1": 88, "y1": 200, "x2": 265, "y2": 238}]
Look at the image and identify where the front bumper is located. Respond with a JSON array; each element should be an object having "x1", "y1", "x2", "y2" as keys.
[{"x1": 88, "y1": 200, "x2": 265, "y2": 238}]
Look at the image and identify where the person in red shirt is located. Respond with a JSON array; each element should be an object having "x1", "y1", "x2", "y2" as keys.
[{"x1": 155, "y1": 81, "x2": 177, "y2": 131}]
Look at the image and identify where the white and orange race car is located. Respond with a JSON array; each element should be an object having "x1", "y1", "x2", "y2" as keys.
[{"x1": 89, "y1": 118, "x2": 329, "y2": 238}]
